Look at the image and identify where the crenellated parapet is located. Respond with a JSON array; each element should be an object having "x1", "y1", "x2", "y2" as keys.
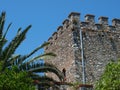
[
  {"x1": 45, "y1": 12, "x2": 120, "y2": 89},
  {"x1": 68, "y1": 12, "x2": 80, "y2": 22},
  {"x1": 99, "y1": 16, "x2": 108, "y2": 25},
  {"x1": 57, "y1": 26, "x2": 63, "y2": 36},
  {"x1": 46, "y1": 12, "x2": 120, "y2": 48},
  {"x1": 62, "y1": 19, "x2": 69, "y2": 29},
  {"x1": 85, "y1": 14, "x2": 95, "y2": 24}
]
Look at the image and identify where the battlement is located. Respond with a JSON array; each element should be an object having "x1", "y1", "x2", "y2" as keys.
[
  {"x1": 45, "y1": 12, "x2": 120, "y2": 89},
  {"x1": 85, "y1": 14, "x2": 95, "y2": 23},
  {"x1": 47, "y1": 12, "x2": 120, "y2": 44}
]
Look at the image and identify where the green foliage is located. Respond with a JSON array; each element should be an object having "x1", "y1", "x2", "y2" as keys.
[
  {"x1": 0, "y1": 11, "x2": 64, "y2": 89},
  {"x1": 95, "y1": 59, "x2": 120, "y2": 90},
  {"x1": 0, "y1": 64, "x2": 35, "y2": 90},
  {"x1": 0, "y1": 12, "x2": 35, "y2": 89}
]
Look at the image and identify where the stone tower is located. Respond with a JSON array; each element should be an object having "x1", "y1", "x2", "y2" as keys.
[{"x1": 45, "y1": 12, "x2": 120, "y2": 88}]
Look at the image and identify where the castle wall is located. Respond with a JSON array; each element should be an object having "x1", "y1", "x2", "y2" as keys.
[
  {"x1": 74, "y1": 28, "x2": 120, "y2": 84},
  {"x1": 45, "y1": 20, "x2": 77, "y2": 82},
  {"x1": 71, "y1": 13, "x2": 120, "y2": 84},
  {"x1": 45, "y1": 12, "x2": 120, "y2": 89}
]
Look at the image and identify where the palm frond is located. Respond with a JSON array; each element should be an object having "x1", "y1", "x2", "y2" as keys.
[
  {"x1": 17, "y1": 28, "x2": 22, "y2": 35},
  {"x1": 27, "y1": 63, "x2": 64, "y2": 81},
  {"x1": 0, "y1": 37, "x2": 7, "y2": 59},
  {"x1": 27, "y1": 42, "x2": 50, "y2": 58},
  {"x1": 21, "y1": 61, "x2": 63, "y2": 81},
  {"x1": 0, "y1": 23, "x2": 12, "y2": 54},
  {"x1": 0, "y1": 12, "x2": 65, "y2": 89},
  {"x1": 7, "y1": 55, "x2": 21, "y2": 66},
  {"x1": 25, "y1": 52, "x2": 56, "y2": 64},
  {"x1": 16, "y1": 42, "x2": 50, "y2": 65},
  {"x1": 0, "y1": 12, "x2": 5, "y2": 38},
  {"x1": 0, "y1": 12, "x2": 6, "y2": 56},
  {"x1": 1, "y1": 25, "x2": 31, "y2": 70},
  {"x1": 2, "y1": 23, "x2": 12, "y2": 39},
  {"x1": 32, "y1": 76, "x2": 59, "y2": 89}
]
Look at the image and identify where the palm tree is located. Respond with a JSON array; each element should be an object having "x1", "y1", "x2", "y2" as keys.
[{"x1": 0, "y1": 12, "x2": 65, "y2": 89}]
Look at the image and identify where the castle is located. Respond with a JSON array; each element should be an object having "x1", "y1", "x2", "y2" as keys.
[{"x1": 45, "y1": 12, "x2": 120, "y2": 89}]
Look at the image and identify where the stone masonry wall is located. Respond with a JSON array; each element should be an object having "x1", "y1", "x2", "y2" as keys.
[
  {"x1": 45, "y1": 19, "x2": 77, "y2": 83},
  {"x1": 45, "y1": 12, "x2": 120, "y2": 89}
]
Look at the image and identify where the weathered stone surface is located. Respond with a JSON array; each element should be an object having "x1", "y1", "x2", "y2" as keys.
[{"x1": 45, "y1": 12, "x2": 120, "y2": 90}]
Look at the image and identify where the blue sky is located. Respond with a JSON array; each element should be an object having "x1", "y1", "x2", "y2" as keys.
[{"x1": 0, "y1": 0, "x2": 120, "y2": 55}]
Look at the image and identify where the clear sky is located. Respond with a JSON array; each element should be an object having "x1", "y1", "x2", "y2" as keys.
[{"x1": 0, "y1": 0, "x2": 120, "y2": 55}]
